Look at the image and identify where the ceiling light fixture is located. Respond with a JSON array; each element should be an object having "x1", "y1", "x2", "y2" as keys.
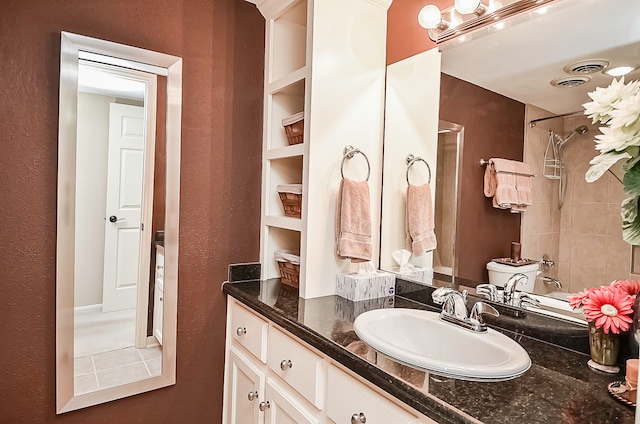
[
  {"x1": 605, "y1": 66, "x2": 638, "y2": 77},
  {"x1": 420, "y1": 0, "x2": 556, "y2": 44},
  {"x1": 418, "y1": 4, "x2": 449, "y2": 30}
]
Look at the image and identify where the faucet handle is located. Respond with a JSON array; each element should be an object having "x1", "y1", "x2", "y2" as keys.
[
  {"x1": 517, "y1": 293, "x2": 541, "y2": 309},
  {"x1": 476, "y1": 284, "x2": 498, "y2": 302},
  {"x1": 470, "y1": 302, "x2": 499, "y2": 324}
]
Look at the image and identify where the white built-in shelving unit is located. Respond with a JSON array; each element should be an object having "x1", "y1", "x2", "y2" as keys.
[{"x1": 248, "y1": 0, "x2": 392, "y2": 299}]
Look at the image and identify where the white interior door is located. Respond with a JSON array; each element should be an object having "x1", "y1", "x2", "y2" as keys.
[{"x1": 102, "y1": 103, "x2": 145, "y2": 313}]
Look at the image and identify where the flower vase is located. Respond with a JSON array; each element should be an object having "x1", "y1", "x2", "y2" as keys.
[
  {"x1": 588, "y1": 320, "x2": 620, "y2": 373},
  {"x1": 627, "y1": 294, "x2": 640, "y2": 358}
]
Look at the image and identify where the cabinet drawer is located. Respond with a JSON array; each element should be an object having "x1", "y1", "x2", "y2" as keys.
[
  {"x1": 326, "y1": 365, "x2": 419, "y2": 424},
  {"x1": 230, "y1": 301, "x2": 268, "y2": 363},
  {"x1": 267, "y1": 326, "x2": 324, "y2": 409}
]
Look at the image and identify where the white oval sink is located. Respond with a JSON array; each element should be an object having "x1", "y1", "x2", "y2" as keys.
[{"x1": 353, "y1": 308, "x2": 531, "y2": 381}]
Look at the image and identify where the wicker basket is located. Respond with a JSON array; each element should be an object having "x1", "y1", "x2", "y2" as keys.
[
  {"x1": 277, "y1": 184, "x2": 302, "y2": 218},
  {"x1": 282, "y1": 111, "x2": 304, "y2": 145},
  {"x1": 275, "y1": 250, "x2": 300, "y2": 291}
]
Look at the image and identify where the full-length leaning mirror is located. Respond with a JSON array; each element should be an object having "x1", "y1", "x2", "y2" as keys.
[{"x1": 56, "y1": 32, "x2": 181, "y2": 413}]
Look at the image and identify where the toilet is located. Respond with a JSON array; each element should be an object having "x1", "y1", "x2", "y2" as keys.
[{"x1": 486, "y1": 261, "x2": 539, "y2": 293}]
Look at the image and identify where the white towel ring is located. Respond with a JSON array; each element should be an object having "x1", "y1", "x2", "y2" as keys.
[
  {"x1": 406, "y1": 154, "x2": 431, "y2": 185},
  {"x1": 341, "y1": 145, "x2": 371, "y2": 181}
]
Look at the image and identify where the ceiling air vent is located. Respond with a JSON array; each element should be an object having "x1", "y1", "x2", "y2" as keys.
[
  {"x1": 550, "y1": 76, "x2": 591, "y2": 88},
  {"x1": 563, "y1": 59, "x2": 610, "y2": 75}
]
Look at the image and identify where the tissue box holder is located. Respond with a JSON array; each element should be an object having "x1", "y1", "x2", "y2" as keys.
[
  {"x1": 336, "y1": 271, "x2": 396, "y2": 302},
  {"x1": 389, "y1": 266, "x2": 433, "y2": 284}
]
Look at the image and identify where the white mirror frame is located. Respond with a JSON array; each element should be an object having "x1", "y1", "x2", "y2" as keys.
[{"x1": 56, "y1": 31, "x2": 182, "y2": 413}]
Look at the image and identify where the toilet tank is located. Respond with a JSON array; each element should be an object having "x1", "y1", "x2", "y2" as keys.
[{"x1": 486, "y1": 261, "x2": 539, "y2": 292}]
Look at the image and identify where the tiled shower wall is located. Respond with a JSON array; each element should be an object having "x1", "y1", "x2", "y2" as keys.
[{"x1": 522, "y1": 105, "x2": 634, "y2": 294}]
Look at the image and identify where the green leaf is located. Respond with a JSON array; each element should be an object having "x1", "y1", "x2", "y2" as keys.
[
  {"x1": 624, "y1": 150, "x2": 640, "y2": 170},
  {"x1": 624, "y1": 164, "x2": 640, "y2": 196},
  {"x1": 586, "y1": 151, "x2": 632, "y2": 183},
  {"x1": 622, "y1": 196, "x2": 640, "y2": 245}
]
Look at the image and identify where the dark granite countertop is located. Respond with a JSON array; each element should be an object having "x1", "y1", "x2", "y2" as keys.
[{"x1": 223, "y1": 279, "x2": 636, "y2": 424}]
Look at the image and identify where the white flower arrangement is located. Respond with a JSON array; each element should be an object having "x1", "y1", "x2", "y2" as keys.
[{"x1": 583, "y1": 78, "x2": 640, "y2": 245}]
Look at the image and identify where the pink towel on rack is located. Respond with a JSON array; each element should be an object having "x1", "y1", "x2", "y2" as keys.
[
  {"x1": 514, "y1": 162, "x2": 533, "y2": 206},
  {"x1": 405, "y1": 183, "x2": 437, "y2": 256},
  {"x1": 335, "y1": 178, "x2": 372, "y2": 262},
  {"x1": 484, "y1": 158, "x2": 533, "y2": 212}
]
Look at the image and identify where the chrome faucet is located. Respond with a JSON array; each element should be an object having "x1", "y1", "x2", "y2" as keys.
[
  {"x1": 432, "y1": 287, "x2": 468, "y2": 319},
  {"x1": 503, "y1": 273, "x2": 528, "y2": 306},
  {"x1": 432, "y1": 287, "x2": 499, "y2": 332},
  {"x1": 542, "y1": 276, "x2": 562, "y2": 289},
  {"x1": 476, "y1": 274, "x2": 541, "y2": 309}
]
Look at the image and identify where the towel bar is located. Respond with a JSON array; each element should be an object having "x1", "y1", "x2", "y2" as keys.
[
  {"x1": 480, "y1": 159, "x2": 536, "y2": 177},
  {"x1": 341, "y1": 145, "x2": 371, "y2": 181},
  {"x1": 406, "y1": 154, "x2": 431, "y2": 185}
]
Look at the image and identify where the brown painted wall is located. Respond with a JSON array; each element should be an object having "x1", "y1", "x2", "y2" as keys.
[
  {"x1": 440, "y1": 74, "x2": 524, "y2": 283},
  {"x1": 0, "y1": 1, "x2": 264, "y2": 422},
  {"x1": 387, "y1": 0, "x2": 452, "y2": 65}
]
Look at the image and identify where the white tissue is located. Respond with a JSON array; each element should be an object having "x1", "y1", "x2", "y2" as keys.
[
  {"x1": 356, "y1": 261, "x2": 377, "y2": 276},
  {"x1": 391, "y1": 249, "x2": 417, "y2": 273}
]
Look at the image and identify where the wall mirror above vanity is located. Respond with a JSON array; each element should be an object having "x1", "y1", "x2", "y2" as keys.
[
  {"x1": 56, "y1": 32, "x2": 181, "y2": 413},
  {"x1": 380, "y1": 0, "x2": 640, "y2": 319}
]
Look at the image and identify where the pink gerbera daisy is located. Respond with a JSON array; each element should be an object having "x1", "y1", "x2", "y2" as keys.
[
  {"x1": 582, "y1": 287, "x2": 635, "y2": 334},
  {"x1": 610, "y1": 279, "x2": 640, "y2": 297},
  {"x1": 567, "y1": 287, "x2": 597, "y2": 309}
]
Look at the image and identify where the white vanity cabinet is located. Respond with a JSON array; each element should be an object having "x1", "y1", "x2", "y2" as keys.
[
  {"x1": 326, "y1": 366, "x2": 419, "y2": 424},
  {"x1": 153, "y1": 245, "x2": 164, "y2": 345},
  {"x1": 223, "y1": 298, "x2": 435, "y2": 424},
  {"x1": 227, "y1": 348, "x2": 265, "y2": 424}
]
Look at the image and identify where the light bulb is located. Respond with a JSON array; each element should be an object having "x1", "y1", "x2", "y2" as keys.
[
  {"x1": 455, "y1": 0, "x2": 483, "y2": 15},
  {"x1": 418, "y1": 5, "x2": 445, "y2": 29}
]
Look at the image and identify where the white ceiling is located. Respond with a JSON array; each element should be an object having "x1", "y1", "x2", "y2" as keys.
[
  {"x1": 78, "y1": 63, "x2": 145, "y2": 101},
  {"x1": 440, "y1": 0, "x2": 640, "y2": 115}
]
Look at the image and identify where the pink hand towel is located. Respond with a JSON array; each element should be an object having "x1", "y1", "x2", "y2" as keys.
[
  {"x1": 514, "y1": 162, "x2": 533, "y2": 206},
  {"x1": 405, "y1": 183, "x2": 437, "y2": 256},
  {"x1": 335, "y1": 178, "x2": 372, "y2": 262},
  {"x1": 490, "y1": 158, "x2": 518, "y2": 209}
]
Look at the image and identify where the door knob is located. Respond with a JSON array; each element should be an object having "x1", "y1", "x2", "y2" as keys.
[
  {"x1": 247, "y1": 391, "x2": 258, "y2": 402},
  {"x1": 351, "y1": 412, "x2": 366, "y2": 423},
  {"x1": 108, "y1": 215, "x2": 124, "y2": 223},
  {"x1": 236, "y1": 327, "x2": 246, "y2": 336}
]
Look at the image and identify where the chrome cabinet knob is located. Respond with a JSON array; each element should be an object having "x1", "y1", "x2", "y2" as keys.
[
  {"x1": 280, "y1": 359, "x2": 292, "y2": 371},
  {"x1": 247, "y1": 391, "x2": 258, "y2": 402},
  {"x1": 236, "y1": 327, "x2": 246, "y2": 336},
  {"x1": 351, "y1": 412, "x2": 366, "y2": 423},
  {"x1": 259, "y1": 401, "x2": 270, "y2": 411}
]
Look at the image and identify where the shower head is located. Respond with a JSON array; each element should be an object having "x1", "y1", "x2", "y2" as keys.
[
  {"x1": 558, "y1": 125, "x2": 589, "y2": 148},
  {"x1": 575, "y1": 125, "x2": 589, "y2": 135}
]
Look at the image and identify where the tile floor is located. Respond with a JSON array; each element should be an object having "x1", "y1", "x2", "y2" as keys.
[
  {"x1": 74, "y1": 346, "x2": 163, "y2": 395},
  {"x1": 73, "y1": 304, "x2": 162, "y2": 395},
  {"x1": 74, "y1": 305, "x2": 136, "y2": 357}
]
